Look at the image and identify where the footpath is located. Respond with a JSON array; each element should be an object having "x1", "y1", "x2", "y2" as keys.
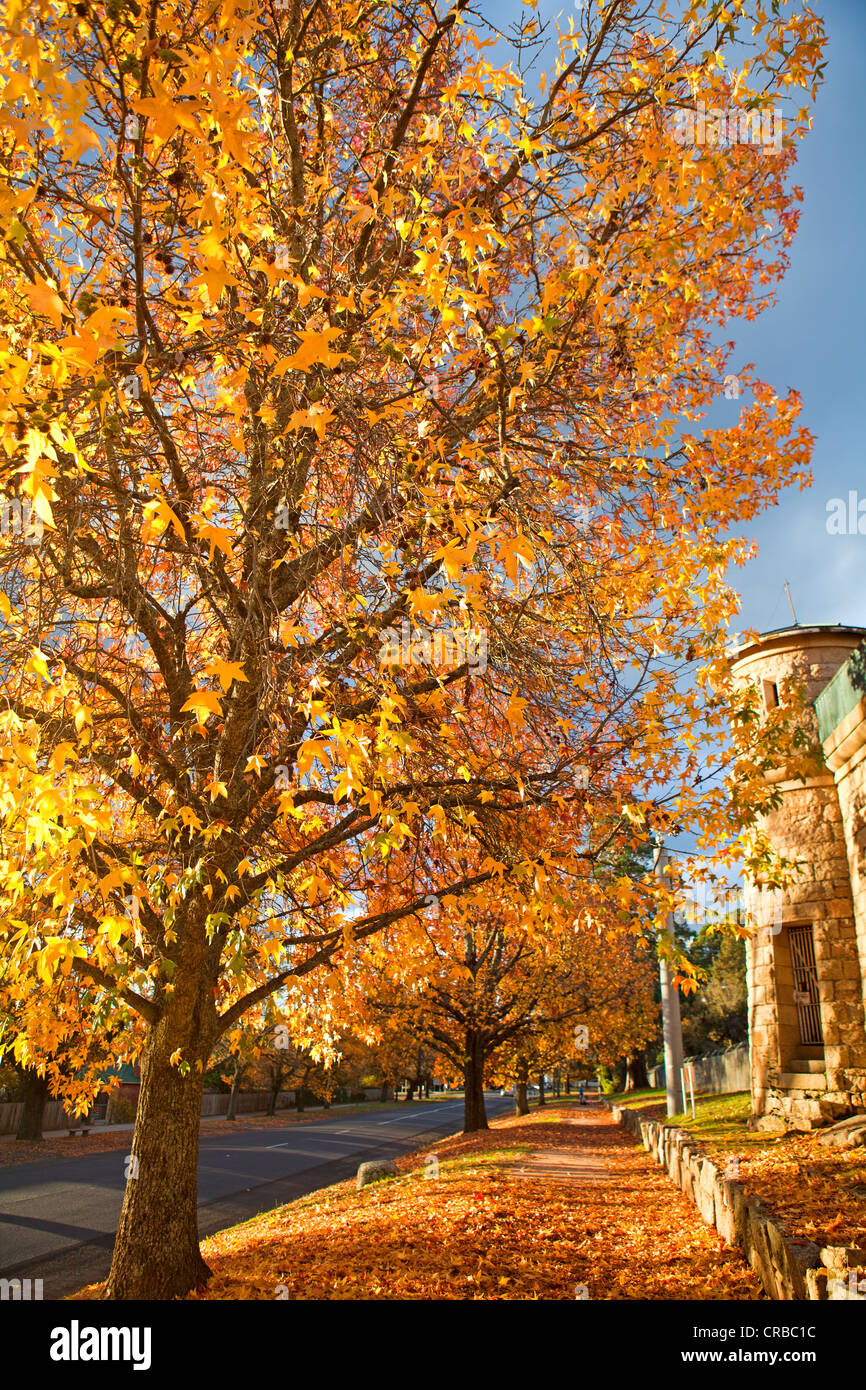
[{"x1": 153, "y1": 1096, "x2": 768, "y2": 1301}]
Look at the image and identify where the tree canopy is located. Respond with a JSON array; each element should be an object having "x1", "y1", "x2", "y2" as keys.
[{"x1": 0, "y1": 0, "x2": 826, "y2": 1298}]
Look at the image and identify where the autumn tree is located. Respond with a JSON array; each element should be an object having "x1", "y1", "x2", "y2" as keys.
[
  {"x1": 494, "y1": 928, "x2": 658, "y2": 1113},
  {"x1": 0, "y1": 0, "x2": 827, "y2": 1298},
  {"x1": 366, "y1": 1020, "x2": 437, "y2": 1101},
  {"x1": 355, "y1": 865, "x2": 658, "y2": 1133}
]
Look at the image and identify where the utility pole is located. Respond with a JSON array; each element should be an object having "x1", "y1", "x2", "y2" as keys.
[{"x1": 653, "y1": 840, "x2": 684, "y2": 1117}]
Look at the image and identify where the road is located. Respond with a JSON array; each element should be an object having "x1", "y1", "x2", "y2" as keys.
[{"x1": 0, "y1": 1094, "x2": 513, "y2": 1299}]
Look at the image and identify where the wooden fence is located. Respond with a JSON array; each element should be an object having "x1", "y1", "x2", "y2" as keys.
[
  {"x1": 647, "y1": 1043, "x2": 750, "y2": 1096},
  {"x1": 0, "y1": 1090, "x2": 299, "y2": 1135}
]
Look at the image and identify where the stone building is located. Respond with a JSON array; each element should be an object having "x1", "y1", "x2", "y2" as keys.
[{"x1": 729, "y1": 624, "x2": 866, "y2": 1130}]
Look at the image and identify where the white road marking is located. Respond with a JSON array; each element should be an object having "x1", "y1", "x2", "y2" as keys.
[{"x1": 265, "y1": 1101, "x2": 465, "y2": 1140}]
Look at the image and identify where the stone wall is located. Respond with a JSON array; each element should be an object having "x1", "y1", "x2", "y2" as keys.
[
  {"x1": 610, "y1": 1101, "x2": 866, "y2": 1301},
  {"x1": 729, "y1": 627, "x2": 866, "y2": 1128},
  {"x1": 823, "y1": 690, "x2": 866, "y2": 1035}
]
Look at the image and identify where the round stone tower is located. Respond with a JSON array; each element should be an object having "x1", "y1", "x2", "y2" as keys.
[{"x1": 729, "y1": 624, "x2": 866, "y2": 1129}]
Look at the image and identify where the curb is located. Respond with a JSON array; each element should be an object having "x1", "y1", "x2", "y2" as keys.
[{"x1": 608, "y1": 1101, "x2": 866, "y2": 1301}]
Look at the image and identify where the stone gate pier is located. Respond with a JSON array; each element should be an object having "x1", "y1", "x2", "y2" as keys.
[{"x1": 729, "y1": 625, "x2": 866, "y2": 1131}]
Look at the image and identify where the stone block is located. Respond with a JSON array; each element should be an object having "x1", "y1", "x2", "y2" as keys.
[
  {"x1": 729, "y1": 1182, "x2": 750, "y2": 1249},
  {"x1": 766, "y1": 1221, "x2": 795, "y2": 1297},
  {"x1": 715, "y1": 1178, "x2": 737, "y2": 1246},
  {"x1": 749, "y1": 1113, "x2": 787, "y2": 1134},
  {"x1": 748, "y1": 1215, "x2": 781, "y2": 1299},
  {"x1": 806, "y1": 1267, "x2": 829, "y2": 1300},
  {"x1": 696, "y1": 1159, "x2": 717, "y2": 1224},
  {"x1": 779, "y1": 1237, "x2": 822, "y2": 1300},
  {"x1": 817, "y1": 1114, "x2": 866, "y2": 1149},
  {"x1": 356, "y1": 1159, "x2": 398, "y2": 1190}
]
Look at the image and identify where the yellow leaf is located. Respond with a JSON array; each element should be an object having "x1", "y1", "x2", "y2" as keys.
[
  {"x1": 286, "y1": 404, "x2": 336, "y2": 439},
  {"x1": 27, "y1": 647, "x2": 51, "y2": 681},
  {"x1": 202, "y1": 660, "x2": 249, "y2": 693},
  {"x1": 498, "y1": 534, "x2": 535, "y2": 584},
  {"x1": 180, "y1": 690, "x2": 223, "y2": 719},
  {"x1": 274, "y1": 327, "x2": 350, "y2": 373},
  {"x1": 22, "y1": 276, "x2": 70, "y2": 330}
]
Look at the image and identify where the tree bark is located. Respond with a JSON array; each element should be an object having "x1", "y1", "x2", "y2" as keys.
[
  {"x1": 515, "y1": 1056, "x2": 529, "y2": 1116},
  {"x1": 104, "y1": 1025, "x2": 211, "y2": 1299},
  {"x1": 462, "y1": 1032, "x2": 488, "y2": 1132},
  {"x1": 538, "y1": 1073, "x2": 546, "y2": 1107},
  {"x1": 624, "y1": 1051, "x2": 648, "y2": 1091},
  {"x1": 15, "y1": 1066, "x2": 51, "y2": 1141},
  {"x1": 226, "y1": 1062, "x2": 245, "y2": 1121},
  {"x1": 267, "y1": 1068, "x2": 281, "y2": 1116}
]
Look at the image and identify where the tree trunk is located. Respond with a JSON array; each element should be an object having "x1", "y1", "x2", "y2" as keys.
[
  {"x1": 624, "y1": 1051, "x2": 648, "y2": 1091},
  {"x1": 295, "y1": 1087, "x2": 305, "y2": 1112},
  {"x1": 267, "y1": 1071, "x2": 281, "y2": 1116},
  {"x1": 538, "y1": 1073, "x2": 546, "y2": 1107},
  {"x1": 226, "y1": 1062, "x2": 245, "y2": 1121},
  {"x1": 565, "y1": 1074, "x2": 571, "y2": 1095},
  {"x1": 424, "y1": 1080, "x2": 431, "y2": 1098},
  {"x1": 515, "y1": 1057, "x2": 529, "y2": 1117},
  {"x1": 379, "y1": 1081, "x2": 392, "y2": 1102},
  {"x1": 406, "y1": 1081, "x2": 415, "y2": 1103},
  {"x1": 462, "y1": 1033, "x2": 488, "y2": 1133},
  {"x1": 16, "y1": 1066, "x2": 51, "y2": 1141},
  {"x1": 104, "y1": 1026, "x2": 211, "y2": 1299}
]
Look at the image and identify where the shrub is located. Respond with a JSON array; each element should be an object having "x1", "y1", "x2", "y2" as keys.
[{"x1": 109, "y1": 1095, "x2": 137, "y2": 1124}]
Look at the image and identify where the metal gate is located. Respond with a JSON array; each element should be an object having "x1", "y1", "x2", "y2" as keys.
[{"x1": 789, "y1": 924, "x2": 823, "y2": 1046}]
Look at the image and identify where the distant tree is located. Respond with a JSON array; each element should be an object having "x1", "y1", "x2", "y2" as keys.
[{"x1": 682, "y1": 926, "x2": 748, "y2": 1053}]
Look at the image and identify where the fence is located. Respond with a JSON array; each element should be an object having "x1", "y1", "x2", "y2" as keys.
[
  {"x1": 0, "y1": 1100, "x2": 80, "y2": 1136},
  {"x1": 647, "y1": 1043, "x2": 750, "y2": 1096},
  {"x1": 200, "y1": 1090, "x2": 297, "y2": 1118},
  {"x1": 1, "y1": 1090, "x2": 299, "y2": 1136}
]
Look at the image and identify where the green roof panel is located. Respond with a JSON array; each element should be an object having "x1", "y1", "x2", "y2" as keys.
[{"x1": 815, "y1": 641, "x2": 866, "y2": 744}]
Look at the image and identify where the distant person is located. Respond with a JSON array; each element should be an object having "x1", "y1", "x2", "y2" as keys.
[{"x1": 578, "y1": 1082, "x2": 586, "y2": 1106}]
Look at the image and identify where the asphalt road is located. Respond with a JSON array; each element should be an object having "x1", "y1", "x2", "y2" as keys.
[{"x1": 0, "y1": 1094, "x2": 514, "y2": 1299}]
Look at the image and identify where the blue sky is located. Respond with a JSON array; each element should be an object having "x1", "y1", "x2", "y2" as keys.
[
  {"x1": 721, "y1": 0, "x2": 866, "y2": 636},
  {"x1": 484, "y1": 0, "x2": 866, "y2": 638}
]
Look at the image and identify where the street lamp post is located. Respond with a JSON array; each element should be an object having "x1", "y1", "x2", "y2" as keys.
[{"x1": 654, "y1": 841, "x2": 685, "y2": 1117}]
